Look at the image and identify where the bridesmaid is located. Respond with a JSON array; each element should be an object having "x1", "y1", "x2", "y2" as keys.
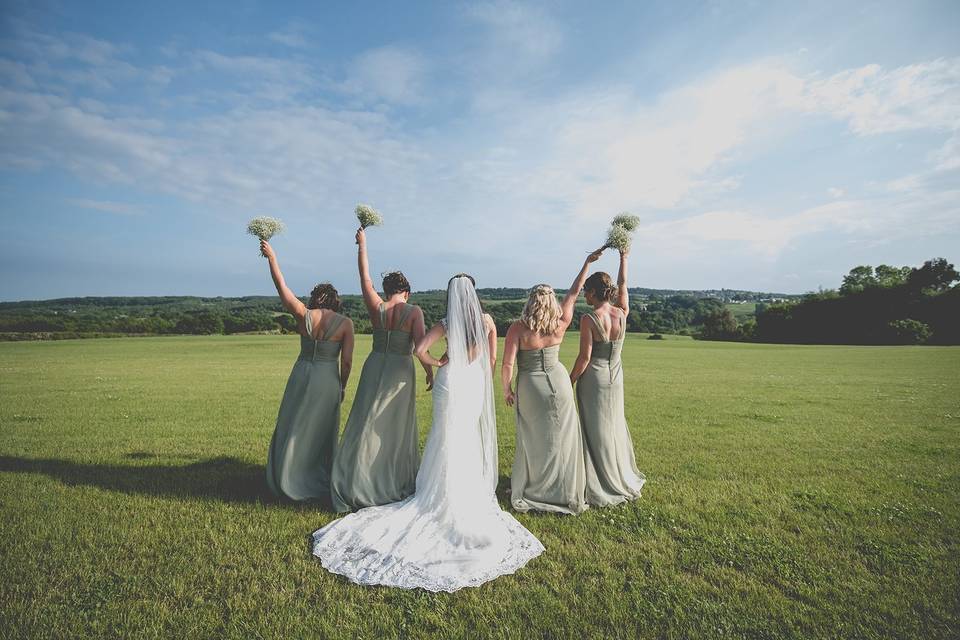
[
  {"x1": 330, "y1": 227, "x2": 431, "y2": 512},
  {"x1": 501, "y1": 249, "x2": 602, "y2": 515},
  {"x1": 570, "y1": 247, "x2": 646, "y2": 506},
  {"x1": 261, "y1": 239, "x2": 355, "y2": 503}
]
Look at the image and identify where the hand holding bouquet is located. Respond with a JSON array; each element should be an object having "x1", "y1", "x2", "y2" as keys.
[{"x1": 247, "y1": 216, "x2": 286, "y2": 257}]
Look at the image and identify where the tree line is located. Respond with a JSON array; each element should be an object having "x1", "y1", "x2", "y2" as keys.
[
  {"x1": 697, "y1": 257, "x2": 959, "y2": 345},
  {"x1": 0, "y1": 289, "x2": 733, "y2": 340},
  {"x1": 3, "y1": 260, "x2": 954, "y2": 344}
]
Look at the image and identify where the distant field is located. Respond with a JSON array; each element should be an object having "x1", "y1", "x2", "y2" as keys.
[
  {"x1": 725, "y1": 301, "x2": 758, "y2": 319},
  {"x1": 1, "y1": 336, "x2": 958, "y2": 638}
]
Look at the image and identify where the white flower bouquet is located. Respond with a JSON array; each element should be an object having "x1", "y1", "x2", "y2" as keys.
[
  {"x1": 355, "y1": 204, "x2": 383, "y2": 229},
  {"x1": 597, "y1": 212, "x2": 639, "y2": 252},
  {"x1": 247, "y1": 216, "x2": 285, "y2": 256},
  {"x1": 603, "y1": 224, "x2": 632, "y2": 252},
  {"x1": 611, "y1": 213, "x2": 640, "y2": 232}
]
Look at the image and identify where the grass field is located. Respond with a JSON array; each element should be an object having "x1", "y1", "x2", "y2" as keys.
[
  {"x1": 725, "y1": 302, "x2": 758, "y2": 320},
  {"x1": 1, "y1": 335, "x2": 958, "y2": 639}
]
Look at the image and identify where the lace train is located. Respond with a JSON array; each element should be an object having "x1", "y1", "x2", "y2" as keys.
[{"x1": 311, "y1": 499, "x2": 544, "y2": 592}]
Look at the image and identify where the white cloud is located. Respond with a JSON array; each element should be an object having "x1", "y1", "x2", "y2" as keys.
[
  {"x1": 0, "y1": 82, "x2": 429, "y2": 218},
  {"x1": 492, "y1": 62, "x2": 805, "y2": 216},
  {"x1": 267, "y1": 27, "x2": 309, "y2": 49},
  {"x1": 467, "y1": 1, "x2": 562, "y2": 61},
  {"x1": 5, "y1": 27, "x2": 140, "y2": 91},
  {"x1": 634, "y1": 190, "x2": 960, "y2": 262},
  {"x1": 932, "y1": 133, "x2": 960, "y2": 171},
  {"x1": 344, "y1": 46, "x2": 428, "y2": 106},
  {"x1": 802, "y1": 58, "x2": 960, "y2": 135},
  {"x1": 467, "y1": 57, "x2": 960, "y2": 225},
  {"x1": 459, "y1": 0, "x2": 564, "y2": 111},
  {"x1": 827, "y1": 187, "x2": 845, "y2": 198}
]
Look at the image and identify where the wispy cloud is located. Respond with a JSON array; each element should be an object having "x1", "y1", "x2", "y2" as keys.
[
  {"x1": 66, "y1": 198, "x2": 145, "y2": 216},
  {"x1": 343, "y1": 46, "x2": 429, "y2": 106},
  {"x1": 802, "y1": 58, "x2": 960, "y2": 135},
  {"x1": 465, "y1": 57, "x2": 960, "y2": 225},
  {"x1": 466, "y1": 1, "x2": 563, "y2": 61},
  {"x1": 267, "y1": 26, "x2": 309, "y2": 49},
  {"x1": 635, "y1": 188, "x2": 960, "y2": 263}
]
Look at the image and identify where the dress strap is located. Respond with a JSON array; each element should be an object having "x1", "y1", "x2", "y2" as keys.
[
  {"x1": 378, "y1": 302, "x2": 387, "y2": 329},
  {"x1": 588, "y1": 311, "x2": 609, "y2": 341},
  {"x1": 322, "y1": 313, "x2": 345, "y2": 341},
  {"x1": 395, "y1": 303, "x2": 415, "y2": 329},
  {"x1": 304, "y1": 309, "x2": 314, "y2": 336}
]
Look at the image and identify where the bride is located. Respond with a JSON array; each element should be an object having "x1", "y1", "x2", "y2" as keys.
[{"x1": 311, "y1": 274, "x2": 544, "y2": 592}]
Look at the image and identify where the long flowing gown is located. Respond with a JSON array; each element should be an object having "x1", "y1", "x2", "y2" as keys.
[
  {"x1": 312, "y1": 285, "x2": 544, "y2": 592},
  {"x1": 577, "y1": 311, "x2": 645, "y2": 506},
  {"x1": 330, "y1": 302, "x2": 419, "y2": 512},
  {"x1": 266, "y1": 311, "x2": 345, "y2": 502},
  {"x1": 510, "y1": 345, "x2": 590, "y2": 515}
]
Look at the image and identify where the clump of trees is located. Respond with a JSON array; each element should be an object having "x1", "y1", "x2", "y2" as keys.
[{"x1": 748, "y1": 258, "x2": 959, "y2": 345}]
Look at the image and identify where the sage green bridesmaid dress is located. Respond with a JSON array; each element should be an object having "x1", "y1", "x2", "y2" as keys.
[
  {"x1": 577, "y1": 311, "x2": 646, "y2": 507},
  {"x1": 266, "y1": 311, "x2": 346, "y2": 502},
  {"x1": 331, "y1": 302, "x2": 419, "y2": 512},
  {"x1": 511, "y1": 344, "x2": 589, "y2": 515}
]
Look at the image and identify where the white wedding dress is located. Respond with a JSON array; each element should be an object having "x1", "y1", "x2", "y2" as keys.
[{"x1": 311, "y1": 277, "x2": 544, "y2": 592}]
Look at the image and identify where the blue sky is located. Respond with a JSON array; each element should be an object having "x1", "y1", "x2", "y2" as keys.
[{"x1": 1, "y1": 0, "x2": 958, "y2": 300}]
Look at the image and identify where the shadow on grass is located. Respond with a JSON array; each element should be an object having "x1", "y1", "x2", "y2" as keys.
[{"x1": 0, "y1": 454, "x2": 324, "y2": 508}]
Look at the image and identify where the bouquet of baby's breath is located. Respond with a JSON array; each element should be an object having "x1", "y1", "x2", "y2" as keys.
[
  {"x1": 603, "y1": 224, "x2": 632, "y2": 252},
  {"x1": 247, "y1": 216, "x2": 285, "y2": 256},
  {"x1": 596, "y1": 212, "x2": 639, "y2": 253},
  {"x1": 611, "y1": 213, "x2": 640, "y2": 232},
  {"x1": 355, "y1": 204, "x2": 383, "y2": 229}
]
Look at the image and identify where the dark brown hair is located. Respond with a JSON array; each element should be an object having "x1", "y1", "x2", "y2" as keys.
[
  {"x1": 584, "y1": 272, "x2": 616, "y2": 303},
  {"x1": 382, "y1": 271, "x2": 411, "y2": 297},
  {"x1": 308, "y1": 283, "x2": 341, "y2": 311}
]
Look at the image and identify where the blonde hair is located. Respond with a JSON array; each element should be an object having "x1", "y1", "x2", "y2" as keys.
[{"x1": 521, "y1": 284, "x2": 562, "y2": 334}]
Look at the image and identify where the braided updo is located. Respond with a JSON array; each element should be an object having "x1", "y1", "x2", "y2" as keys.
[
  {"x1": 308, "y1": 283, "x2": 341, "y2": 311},
  {"x1": 520, "y1": 284, "x2": 562, "y2": 334},
  {"x1": 584, "y1": 272, "x2": 617, "y2": 303}
]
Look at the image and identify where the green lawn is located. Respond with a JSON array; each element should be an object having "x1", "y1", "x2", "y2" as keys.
[{"x1": 1, "y1": 336, "x2": 958, "y2": 639}]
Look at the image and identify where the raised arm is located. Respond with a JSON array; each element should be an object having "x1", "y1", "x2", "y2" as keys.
[
  {"x1": 339, "y1": 318, "x2": 355, "y2": 399},
  {"x1": 560, "y1": 249, "x2": 603, "y2": 328},
  {"x1": 410, "y1": 307, "x2": 434, "y2": 390},
  {"x1": 615, "y1": 248, "x2": 629, "y2": 313},
  {"x1": 500, "y1": 322, "x2": 520, "y2": 406},
  {"x1": 355, "y1": 227, "x2": 383, "y2": 315},
  {"x1": 414, "y1": 322, "x2": 448, "y2": 369},
  {"x1": 569, "y1": 315, "x2": 594, "y2": 384},
  {"x1": 261, "y1": 240, "x2": 306, "y2": 321}
]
